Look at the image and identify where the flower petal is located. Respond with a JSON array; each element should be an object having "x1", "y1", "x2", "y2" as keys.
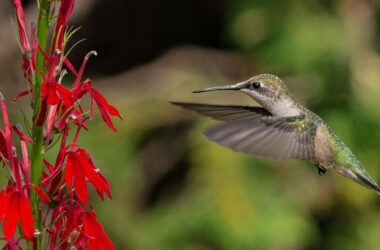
[
  {"x1": 90, "y1": 88, "x2": 121, "y2": 118},
  {"x1": 89, "y1": 88, "x2": 121, "y2": 131},
  {"x1": 77, "y1": 149, "x2": 111, "y2": 200},
  {"x1": 18, "y1": 192, "x2": 34, "y2": 239},
  {"x1": 0, "y1": 190, "x2": 5, "y2": 221},
  {"x1": 65, "y1": 153, "x2": 75, "y2": 189},
  {"x1": 3, "y1": 190, "x2": 18, "y2": 239},
  {"x1": 63, "y1": 57, "x2": 78, "y2": 76},
  {"x1": 43, "y1": 83, "x2": 60, "y2": 105},
  {"x1": 56, "y1": 84, "x2": 73, "y2": 107},
  {"x1": 54, "y1": 0, "x2": 74, "y2": 49},
  {"x1": 12, "y1": 125, "x2": 32, "y2": 143},
  {"x1": 84, "y1": 211, "x2": 115, "y2": 250},
  {"x1": 12, "y1": 0, "x2": 30, "y2": 52},
  {"x1": 73, "y1": 158, "x2": 88, "y2": 203},
  {"x1": 32, "y1": 184, "x2": 51, "y2": 204}
]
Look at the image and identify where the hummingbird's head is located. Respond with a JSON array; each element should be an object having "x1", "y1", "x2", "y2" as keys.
[
  {"x1": 238, "y1": 74, "x2": 290, "y2": 103},
  {"x1": 193, "y1": 74, "x2": 300, "y2": 117}
]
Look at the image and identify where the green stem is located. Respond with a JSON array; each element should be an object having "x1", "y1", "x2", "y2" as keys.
[{"x1": 30, "y1": 1, "x2": 51, "y2": 249}]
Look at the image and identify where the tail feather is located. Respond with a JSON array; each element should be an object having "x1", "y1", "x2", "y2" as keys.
[
  {"x1": 335, "y1": 166, "x2": 380, "y2": 194},
  {"x1": 354, "y1": 173, "x2": 380, "y2": 194}
]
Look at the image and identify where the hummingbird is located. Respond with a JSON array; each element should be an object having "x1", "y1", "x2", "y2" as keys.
[{"x1": 172, "y1": 73, "x2": 380, "y2": 194}]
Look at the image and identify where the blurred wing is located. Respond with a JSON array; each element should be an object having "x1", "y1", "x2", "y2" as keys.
[
  {"x1": 206, "y1": 115, "x2": 316, "y2": 160},
  {"x1": 172, "y1": 102, "x2": 316, "y2": 160},
  {"x1": 171, "y1": 102, "x2": 271, "y2": 121}
]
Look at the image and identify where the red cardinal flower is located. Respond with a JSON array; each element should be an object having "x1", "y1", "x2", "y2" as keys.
[
  {"x1": 88, "y1": 85, "x2": 122, "y2": 131},
  {"x1": 71, "y1": 79, "x2": 122, "y2": 131},
  {"x1": 12, "y1": 0, "x2": 37, "y2": 81},
  {"x1": 41, "y1": 81, "x2": 72, "y2": 106},
  {"x1": 41, "y1": 52, "x2": 72, "y2": 106},
  {"x1": 83, "y1": 210, "x2": 115, "y2": 250},
  {"x1": 12, "y1": 0, "x2": 30, "y2": 53},
  {"x1": 1, "y1": 187, "x2": 34, "y2": 239},
  {"x1": 49, "y1": 202, "x2": 84, "y2": 249},
  {"x1": 65, "y1": 148, "x2": 112, "y2": 203},
  {"x1": 53, "y1": 0, "x2": 74, "y2": 49}
]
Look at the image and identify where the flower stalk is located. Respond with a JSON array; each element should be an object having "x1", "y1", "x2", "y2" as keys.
[{"x1": 30, "y1": 1, "x2": 52, "y2": 248}]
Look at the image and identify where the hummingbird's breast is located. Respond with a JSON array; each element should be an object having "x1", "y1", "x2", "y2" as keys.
[{"x1": 314, "y1": 125, "x2": 335, "y2": 168}]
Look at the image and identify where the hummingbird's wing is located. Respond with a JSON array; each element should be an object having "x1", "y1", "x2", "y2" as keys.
[
  {"x1": 206, "y1": 114, "x2": 316, "y2": 160},
  {"x1": 172, "y1": 102, "x2": 315, "y2": 160},
  {"x1": 171, "y1": 102, "x2": 271, "y2": 120}
]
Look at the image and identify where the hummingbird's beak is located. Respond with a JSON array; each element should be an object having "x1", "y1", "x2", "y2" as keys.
[{"x1": 192, "y1": 82, "x2": 243, "y2": 93}]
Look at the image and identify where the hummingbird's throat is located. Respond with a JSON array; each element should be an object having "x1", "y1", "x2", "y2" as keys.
[{"x1": 268, "y1": 98, "x2": 301, "y2": 117}]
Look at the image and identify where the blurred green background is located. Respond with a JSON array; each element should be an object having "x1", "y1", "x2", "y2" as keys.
[{"x1": 2, "y1": 0, "x2": 380, "y2": 249}]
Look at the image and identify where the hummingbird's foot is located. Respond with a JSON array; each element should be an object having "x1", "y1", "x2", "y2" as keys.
[{"x1": 315, "y1": 164, "x2": 327, "y2": 175}]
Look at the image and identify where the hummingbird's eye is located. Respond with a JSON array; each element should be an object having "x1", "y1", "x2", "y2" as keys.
[{"x1": 249, "y1": 82, "x2": 261, "y2": 90}]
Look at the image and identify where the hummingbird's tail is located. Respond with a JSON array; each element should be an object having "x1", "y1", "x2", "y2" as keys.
[
  {"x1": 335, "y1": 165, "x2": 380, "y2": 195},
  {"x1": 354, "y1": 172, "x2": 380, "y2": 195}
]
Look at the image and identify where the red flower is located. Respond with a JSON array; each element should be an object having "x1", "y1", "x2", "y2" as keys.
[
  {"x1": 71, "y1": 79, "x2": 121, "y2": 131},
  {"x1": 12, "y1": 0, "x2": 37, "y2": 82},
  {"x1": 48, "y1": 203, "x2": 114, "y2": 249},
  {"x1": 53, "y1": 0, "x2": 74, "y2": 49},
  {"x1": 49, "y1": 202, "x2": 84, "y2": 249},
  {"x1": 83, "y1": 210, "x2": 115, "y2": 250},
  {"x1": 41, "y1": 81, "x2": 72, "y2": 106},
  {"x1": 0, "y1": 188, "x2": 34, "y2": 239},
  {"x1": 65, "y1": 148, "x2": 112, "y2": 203},
  {"x1": 0, "y1": 94, "x2": 23, "y2": 189},
  {"x1": 40, "y1": 52, "x2": 72, "y2": 106},
  {"x1": 88, "y1": 86, "x2": 122, "y2": 131},
  {"x1": 12, "y1": 0, "x2": 30, "y2": 52},
  {"x1": 31, "y1": 185, "x2": 51, "y2": 204}
]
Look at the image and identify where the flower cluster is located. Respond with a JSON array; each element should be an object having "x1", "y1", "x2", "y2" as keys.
[{"x1": 0, "y1": 0, "x2": 120, "y2": 249}]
